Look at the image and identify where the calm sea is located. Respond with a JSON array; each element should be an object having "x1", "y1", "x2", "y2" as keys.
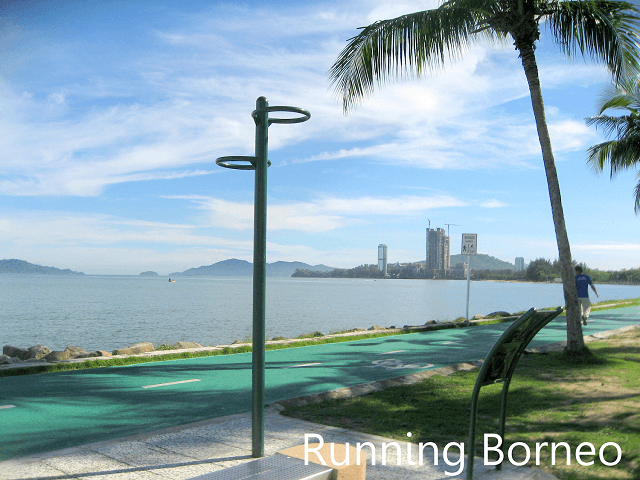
[{"x1": 1, "y1": 275, "x2": 639, "y2": 352}]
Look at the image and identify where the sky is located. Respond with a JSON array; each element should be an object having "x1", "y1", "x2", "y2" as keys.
[{"x1": 1, "y1": 0, "x2": 640, "y2": 275}]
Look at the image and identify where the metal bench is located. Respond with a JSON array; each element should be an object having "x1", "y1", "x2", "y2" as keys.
[
  {"x1": 190, "y1": 453, "x2": 333, "y2": 480},
  {"x1": 466, "y1": 306, "x2": 564, "y2": 479}
]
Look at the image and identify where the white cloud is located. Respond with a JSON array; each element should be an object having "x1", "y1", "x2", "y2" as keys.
[
  {"x1": 574, "y1": 243, "x2": 640, "y2": 252},
  {"x1": 0, "y1": 0, "x2": 611, "y2": 198},
  {"x1": 480, "y1": 199, "x2": 507, "y2": 208},
  {"x1": 177, "y1": 193, "x2": 468, "y2": 233}
]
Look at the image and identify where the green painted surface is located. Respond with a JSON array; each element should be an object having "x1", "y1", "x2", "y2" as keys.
[{"x1": 1, "y1": 306, "x2": 638, "y2": 461}]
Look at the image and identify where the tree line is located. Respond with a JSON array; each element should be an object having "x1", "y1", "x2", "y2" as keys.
[{"x1": 292, "y1": 258, "x2": 640, "y2": 284}]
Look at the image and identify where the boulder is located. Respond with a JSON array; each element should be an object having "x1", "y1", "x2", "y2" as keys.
[
  {"x1": 44, "y1": 350, "x2": 72, "y2": 362},
  {"x1": 28, "y1": 345, "x2": 52, "y2": 359},
  {"x1": 65, "y1": 346, "x2": 89, "y2": 358},
  {"x1": 171, "y1": 341, "x2": 202, "y2": 350},
  {"x1": 3, "y1": 345, "x2": 31, "y2": 360},
  {"x1": 0, "y1": 354, "x2": 11, "y2": 365},
  {"x1": 368, "y1": 325, "x2": 385, "y2": 331},
  {"x1": 486, "y1": 311, "x2": 512, "y2": 318},
  {"x1": 112, "y1": 342, "x2": 155, "y2": 356},
  {"x1": 473, "y1": 314, "x2": 485, "y2": 320},
  {"x1": 87, "y1": 350, "x2": 112, "y2": 357},
  {"x1": 425, "y1": 320, "x2": 438, "y2": 325}
]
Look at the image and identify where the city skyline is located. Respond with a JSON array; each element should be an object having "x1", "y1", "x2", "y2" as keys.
[{"x1": 1, "y1": 0, "x2": 639, "y2": 275}]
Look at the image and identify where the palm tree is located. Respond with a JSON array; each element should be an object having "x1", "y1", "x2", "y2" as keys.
[
  {"x1": 329, "y1": 0, "x2": 640, "y2": 353},
  {"x1": 586, "y1": 74, "x2": 640, "y2": 211}
]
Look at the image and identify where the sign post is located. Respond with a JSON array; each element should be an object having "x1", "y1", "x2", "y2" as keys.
[{"x1": 461, "y1": 234, "x2": 477, "y2": 325}]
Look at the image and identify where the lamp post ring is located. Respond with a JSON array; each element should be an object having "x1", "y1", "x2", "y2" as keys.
[
  {"x1": 215, "y1": 156, "x2": 271, "y2": 170},
  {"x1": 251, "y1": 106, "x2": 310, "y2": 125}
]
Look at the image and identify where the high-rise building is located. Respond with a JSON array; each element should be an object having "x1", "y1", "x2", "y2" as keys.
[
  {"x1": 378, "y1": 244, "x2": 388, "y2": 274},
  {"x1": 515, "y1": 257, "x2": 525, "y2": 272},
  {"x1": 426, "y1": 228, "x2": 450, "y2": 271}
]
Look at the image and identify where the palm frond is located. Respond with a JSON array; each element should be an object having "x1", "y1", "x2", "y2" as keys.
[
  {"x1": 634, "y1": 171, "x2": 640, "y2": 212},
  {"x1": 328, "y1": 5, "x2": 503, "y2": 112},
  {"x1": 586, "y1": 113, "x2": 636, "y2": 137},
  {"x1": 587, "y1": 134, "x2": 640, "y2": 177},
  {"x1": 546, "y1": 1, "x2": 640, "y2": 81},
  {"x1": 595, "y1": 73, "x2": 640, "y2": 112}
]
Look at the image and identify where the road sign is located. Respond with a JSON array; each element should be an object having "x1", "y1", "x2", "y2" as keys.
[{"x1": 462, "y1": 233, "x2": 477, "y2": 255}]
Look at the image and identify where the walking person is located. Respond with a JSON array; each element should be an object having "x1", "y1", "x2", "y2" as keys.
[{"x1": 575, "y1": 266, "x2": 599, "y2": 325}]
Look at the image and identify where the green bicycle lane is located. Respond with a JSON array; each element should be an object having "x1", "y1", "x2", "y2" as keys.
[{"x1": 1, "y1": 306, "x2": 638, "y2": 461}]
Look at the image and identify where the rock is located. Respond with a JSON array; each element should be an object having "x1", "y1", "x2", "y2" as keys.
[
  {"x1": 88, "y1": 350, "x2": 112, "y2": 357},
  {"x1": 3, "y1": 345, "x2": 31, "y2": 360},
  {"x1": 112, "y1": 342, "x2": 155, "y2": 356},
  {"x1": 44, "y1": 350, "x2": 72, "y2": 362},
  {"x1": 486, "y1": 311, "x2": 511, "y2": 318},
  {"x1": 171, "y1": 341, "x2": 202, "y2": 350},
  {"x1": 0, "y1": 354, "x2": 11, "y2": 365},
  {"x1": 28, "y1": 345, "x2": 52, "y2": 359},
  {"x1": 368, "y1": 325, "x2": 385, "y2": 331},
  {"x1": 473, "y1": 314, "x2": 485, "y2": 320},
  {"x1": 425, "y1": 320, "x2": 437, "y2": 325},
  {"x1": 65, "y1": 346, "x2": 89, "y2": 358},
  {"x1": 9, "y1": 357, "x2": 23, "y2": 364}
]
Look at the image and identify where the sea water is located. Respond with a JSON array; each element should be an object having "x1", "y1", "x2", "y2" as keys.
[{"x1": 1, "y1": 275, "x2": 638, "y2": 352}]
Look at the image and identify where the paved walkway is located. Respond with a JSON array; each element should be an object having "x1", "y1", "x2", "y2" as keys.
[{"x1": 0, "y1": 406, "x2": 559, "y2": 480}]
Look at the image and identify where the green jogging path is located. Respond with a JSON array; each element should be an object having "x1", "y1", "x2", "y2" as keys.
[{"x1": 1, "y1": 305, "x2": 639, "y2": 461}]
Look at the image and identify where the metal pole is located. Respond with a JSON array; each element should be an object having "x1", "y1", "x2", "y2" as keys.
[
  {"x1": 252, "y1": 96, "x2": 269, "y2": 458},
  {"x1": 465, "y1": 254, "x2": 471, "y2": 325}
]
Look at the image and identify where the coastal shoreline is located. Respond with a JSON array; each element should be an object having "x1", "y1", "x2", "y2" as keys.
[{"x1": 1, "y1": 300, "x2": 635, "y2": 374}]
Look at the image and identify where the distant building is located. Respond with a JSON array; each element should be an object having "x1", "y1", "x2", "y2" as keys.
[
  {"x1": 426, "y1": 228, "x2": 450, "y2": 271},
  {"x1": 378, "y1": 244, "x2": 388, "y2": 275},
  {"x1": 515, "y1": 257, "x2": 525, "y2": 272}
]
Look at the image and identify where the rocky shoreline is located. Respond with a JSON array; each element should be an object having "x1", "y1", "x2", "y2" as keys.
[
  {"x1": 0, "y1": 341, "x2": 205, "y2": 368},
  {"x1": 0, "y1": 312, "x2": 523, "y2": 371}
]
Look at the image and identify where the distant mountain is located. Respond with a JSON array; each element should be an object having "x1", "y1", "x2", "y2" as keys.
[
  {"x1": 170, "y1": 259, "x2": 335, "y2": 277},
  {"x1": 139, "y1": 271, "x2": 159, "y2": 276},
  {"x1": 0, "y1": 259, "x2": 84, "y2": 275},
  {"x1": 450, "y1": 254, "x2": 515, "y2": 270},
  {"x1": 415, "y1": 254, "x2": 515, "y2": 271}
]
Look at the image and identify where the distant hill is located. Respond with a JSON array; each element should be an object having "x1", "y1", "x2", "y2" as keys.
[
  {"x1": 451, "y1": 254, "x2": 515, "y2": 270},
  {"x1": 170, "y1": 259, "x2": 335, "y2": 277},
  {"x1": 0, "y1": 259, "x2": 84, "y2": 275},
  {"x1": 139, "y1": 271, "x2": 159, "y2": 276},
  {"x1": 415, "y1": 254, "x2": 516, "y2": 271}
]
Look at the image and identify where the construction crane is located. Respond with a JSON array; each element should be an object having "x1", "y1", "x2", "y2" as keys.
[{"x1": 444, "y1": 223, "x2": 460, "y2": 237}]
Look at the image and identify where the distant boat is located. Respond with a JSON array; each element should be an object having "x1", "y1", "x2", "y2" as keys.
[{"x1": 168, "y1": 278, "x2": 176, "y2": 283}]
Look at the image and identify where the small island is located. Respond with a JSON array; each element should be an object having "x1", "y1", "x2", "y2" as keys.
[
  {"x1": 0, "y1": 259, "x2": 84, "y2": 275},
  {"x1": 139, "y1": 271, "x2": 159, "y2": 276}
]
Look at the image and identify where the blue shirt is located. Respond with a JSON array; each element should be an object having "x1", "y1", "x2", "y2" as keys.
[{"x1": 575, "y1": 274, "x2": 593, "y2": 298}]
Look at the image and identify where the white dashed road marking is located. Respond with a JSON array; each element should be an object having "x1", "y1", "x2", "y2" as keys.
[
  {"x1": 285, "y1": 363, "x2": 322, "y2": 368},
  {"x1": 0, "y1": 405, "x2": 16, "y2": 410},
  {"x1": 142, "y1": 379, "x2": 201, "y2": 389},
  {"x1": 377, "y1": 350, "x2": 405, "y2": 355}
]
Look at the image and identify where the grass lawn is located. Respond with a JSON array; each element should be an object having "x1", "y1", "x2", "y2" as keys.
[{"x1": 282, "y1": 326, "x2": 640, "y2": 480}]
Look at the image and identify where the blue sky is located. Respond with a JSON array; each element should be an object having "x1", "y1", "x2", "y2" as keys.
[{"x1": 1, "y1": 0, "x2": 639, "y2": 275}]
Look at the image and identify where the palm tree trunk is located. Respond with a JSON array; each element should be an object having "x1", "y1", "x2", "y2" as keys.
[{"x1": 519, "y1": 44, "x2": 585, "y2": 353}]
